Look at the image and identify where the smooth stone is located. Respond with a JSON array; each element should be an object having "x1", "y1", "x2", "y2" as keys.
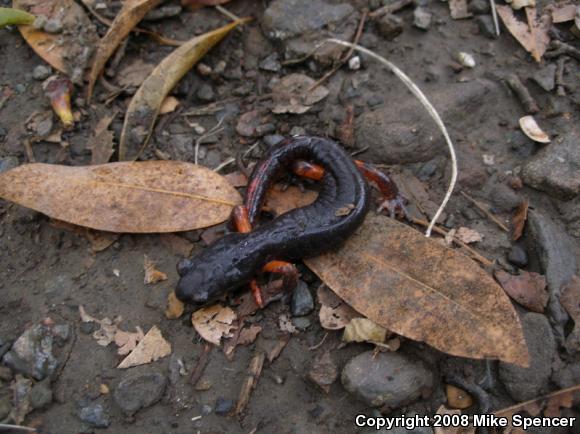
[
  {"x1": 214, "y1": 397, "x2": 234, "y2": 415},
  {"x1": 259, "y1": 53, "x2": 281, "y2": 72},
  {"x1": 32, "y1": 65, "x2": 51, "y2": 81},
  {"x1": 291, "y1": 281, "x2": 314, "y2": 317},
  {"x1": 499, "y1": 313, "x2": 555, "y2": 401},
  {"x1": 341, "y1": 351, "x2": 433, "y2": 409},
  {"x1": 413, "y1": 8, "x2": 432, "y2": 30},
  {"x1": 196, "y1": 83, "x2": 215, "y2": 102},
  {"x1": 113, "y1": 372, "x2": 167, "y2": 416},
  {"x1": 78, "y1": 402, "x2": 111, "y2": 428},
  {"x1": 531, "y1": 64, "x2": 557, "y2": 92},
  {"x1": 377, "y1": 14, "x2": 403, "y2": 40},
  {"x1": 30, "y1": 379, "x2": 53, "y2": 409},
  {"x1": 489, "y1": 183, "x2": 522, "y2": 212},
  {"x1": 507, "y1": 245, "x2": 528, "y2": 268}
]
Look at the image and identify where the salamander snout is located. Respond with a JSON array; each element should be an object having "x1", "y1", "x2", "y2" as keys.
[{"x1": 175, "y1": 267, "x2": 211, "y2": 304}]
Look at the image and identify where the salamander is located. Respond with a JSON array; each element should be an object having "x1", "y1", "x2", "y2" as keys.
[{"x1": 175, "y1": 136, "x2": 403, "y2": 306}]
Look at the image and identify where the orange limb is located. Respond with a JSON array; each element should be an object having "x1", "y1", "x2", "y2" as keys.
[{"x1": 290, "y1": 160, "x2": 325, "y2": 181}]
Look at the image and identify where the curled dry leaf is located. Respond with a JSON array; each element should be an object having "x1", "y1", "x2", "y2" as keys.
[
  {"x1": 342, "y1": 317, "x2": 388, "y2": 344},
  {"x1": 13, "y1": 0, "x2": 98, "y2": 78},
  {"x1": 165, "y1": 291, "x2": 185, "y2": 319},
  {"x1": 0, "y1": 7, "x2": 35, "y2": 27},
  {"x1": 192, "y1": 305, "x2": 237, "y2": 346},
  {"x1": 305, "y1": 214, "x2": 530, "y2": 367},
  {"x1": 494, "y1": 269, "x2": 548, "y2": 313},
  {"x1": 519, "y1": 115, "x2": 550, "y2": 143},
  {"x1": 446, "y1": 384, "x2": 474, "y2": 409},
  {"x1": 0, "y1": 161, "x2": 241, "y2": 233},
  {"x1": 512, "y1": 199, "x2": 529, "y2": 241},
  {"x1": 118, "y1": 325, "x2": 172, "y2": 368},
  {"x1": 455, "y1": 227, "x2": 483, "y2": 244},
  {"x1": 119, "y1": 18, "x2": 249, "y2": 161},
  {"x1": 114, "y1": 326, "x2": 145, "y2": 355},
  {"x1": 317, "y1": 285, "x2": 361, "y2": 330},
  {"x1": 86, "y1": 0, "x2": 164, "y2": 101},
  {"x1": 88, "y1": 111, "x2": 117, "y2": 165},
  {"x1": 144, "y1": 254, "x2": 167, "y2": 284},
  {"x1": 496, "y1": 5, "x2": 550, "y2": 62},
  {"x1": 271, "y1": 74, "x2": 329, "y2": 114}
]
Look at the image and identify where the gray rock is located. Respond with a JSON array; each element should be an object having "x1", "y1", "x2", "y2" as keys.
[
  {"x1": 292, "y1": 317, "x2": 311, "y2": 331},
  {"x1": 526, "y1": 211, "x2": 577, "y2": 338},
  {"x1": 499, "y1": 313, "x2": 555, "y2": 401},
  {"x1": 262, "y1": 0, "x2": 354, "y2": 40},
  {"x1": 552, "y1": 362, "x2": 580, "y2": 389},
  {"x1": 475, "y1": 15, "x2": 496, "y2": 39},
  {"x1": 113, "y1": 372, "x2": 167, "y2": 416},
  {"x1": 30, "y1": 379, "x2": 53, "y2": 409},
  {"x1": 469, "y1": 0, "x2": 490, "y2": 14},
  {"x1": 0, "y1": 365, "x2": 13, "y2": 382},
  {"x1": 43, "y1": 18, "x2": 63, "y2": 33},
  {"x1": 416, "y1": 159, "x2": 438, "y2": 181},
  {"x1": 489, "y1": 183, "x2": 522, "y2": 212},
  {"x1": 531, "y1": 64, "x2": 557, "y2": 92},
  {"x1": 32, "y1": 65, "x2": 51, "y2": 81},
  {"x1": 2, "y1": 322, "x2": 68, "y2": 380},
  {"x1": 367, "y1": 95, "x2": 384, "y2": 107},
  {"x1": 377, "y1": 14, "x2": 403, "y2": 40},
  {"x1": 522, "y1": 129, "x2": 580, "y2": 199},
  {"x1": 558, "y1": 196, "x2": 580, "y2": 238},
  {"x1": 357, "y1": 79, "x2": 500, "y2": 164},
  {"x1": 0, "y1": 389, "x2": 11, "y2": 420},
  {"x1": 291, "y1": 281, "x2": 314, "y2": 317},
  {"x1": 0, "y1": 156, "x2": 18, "y2": 174},
  {"x1": 508, "y1": 245, "x2": 528, "y2": 268},
  {"x1": 290, "y1": 126, "x2": 306, "y2": 136},
  {"x1": 196, "y1": 83, "x2": 215, "y2": 102},
  {"x1": 201, "y1": 404, "x2": 212, "y2": 415},
  {"x1": 259, "y1": 53, "x2": 281, "y2": 72},
  {"x1": 263, "y1": 134, "x2": 285, "y2": 148},
  {"x1": 341, "y1": 351, "x2": 433, "y2": 408},
  {"x1": 214, "y1": 397, "x2": 234, "y2": 415},
  {"x1": 413, "y1": 8, "x2": 432, "y2": 30},
  {"x1": 78, "y1": 402, "x2": 111, "y2": 428}
]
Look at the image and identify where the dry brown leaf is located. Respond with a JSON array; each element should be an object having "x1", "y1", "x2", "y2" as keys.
[
  {"x1": 271, "y1": 74, "x2": 329, "y2": 114},
  {"x1": 165, "y1": 291, "x2": 185, "y2": 319},
  {"x1": 342, "y1": 318, "x2": 388, "y2": 344},
  {"x1": 144, "y1": 254, "x2": 167, "y2": 284},
  {"x1": 305, "y1": 214, "x2": 529, "y2": 366},
  {"x1": 449, "y1": 0, "x2": 472, "y2": 19},
  {"x1": 79, "y1": 305, "x2": 120, "y2": 346},
  {"x1": 13, "y1": 0, "x2": 98, "y2": 78},
  {"x1": 265, "y1": 185, "x2": 318, "y2": 217},
  {"x1": 116, "y1": 59, "x2": 156, "y2": 88},
  {"x1": 159, "y1": 96, "x2": 180, "y2": 115},
  {"x1": 118, "y1": 325, "x2": 171, "y2": 368},
  {"x1": 446, "y1": 384, "x2": 474, "y2": 409},
  {"x1": 192, "y1": 304, "x2": 237, "y2": 346},
  {"x1": 114, "y1": 326, "x2": 145, "y2": 355},
  {"x1": 86, "y1": 0, "x2": 164, "y2": 101},
  {"x1": 455, "y1": 227, "x2": 483, "y2": 244},
  {"x1": 512, "y1": 199, "x2": 529, "y2": 241},
  {"x1": 494, "y1": 269, "x2": 548, "y2": 313},
  {"x1": 0, "y1": 161, "x2": 241, "y2": 233},
  {"x1": 549, "y1": 4, "x2": 577, "y2": 23},
  {"x1": 496, "y1": 5, "x2": 550, "y2": 62},
  {"x1": 317, "y1": 285, "x2": 361, "y2": 330},
  {"x1": 88, "y1": 111, "x2": 117, "y2": 165},
  {"x1": 119, "y1": 18, "x2": 249, "y2": 161}
]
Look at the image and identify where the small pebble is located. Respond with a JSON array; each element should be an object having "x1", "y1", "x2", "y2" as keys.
[
  {"x1": 377, "y1": 13, "x2": 403, "y2": 40},
  {"x1": 259, "y1": 53, "x2": 281, "y2": 72},
  {"x1": 263, "y1": 134, "x2": 285, "y2": 148},
  {"x1": 78, "y1": 402, "x2": 111, "y2": 428},
  {"x1": 292, "y1": 317, "x2": 311, "y2": 331},
  {"x1": 348, "y1": 56, "x2": 361, "y2": 70},
  {"x1": 413, "y1": 8, "x2": 432, "y2": 30},
  {"x1": 32, "y1": 65, "x2": 51, "y2": 81},
  {"x1": 201, "y1": 404, "x2": 212, "y2": 415},
  {"x1": 214, "y1": 397, "x2": 234, "y2": 415},
  {"x1": 291, "y1": 281, "x2": 314, "y2": 317},
  {"x1": 289, "y1": 126, "x2": 306, "y2": 136},
  {"x1": 197, "y1": 63, "x2": 212, "y2": 76},
  {"x1": 196, "y1": 83, "x2": 215, "y2": 102},
  {"x1": 43, "y1": 18, "x2": 63, "y2": 34},
  {"x1": 367, "y1": 95, "x2": 384, "y2": 107},
  {"x1": 508, "y1": 245, "x2": 528, "y2": 268}
]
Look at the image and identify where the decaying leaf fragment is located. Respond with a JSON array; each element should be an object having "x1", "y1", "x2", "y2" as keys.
[
  {"x1": 496, "y1": 5, "x2": 550, "y2": 62},
  {"x1": 13, "y1": 0, "x2": 98, "y2": 78},
  {"x1": 455, "y1": 227, "x2": 483, "y2": 244},
  {"x1": 0, "y1": 161, "x2": 241, "y2": 233},
  {"x1": 114, "y1": 326, "x2": 145, "y2": 355},
  {"x1": 118, "y1": 325, "x2": 172, "y2": 368},
  {"x1": 119, "y1": 18, "x2": 249, "y2": 161},
  {"x1": 86, "y1": 0, "x2": 164, "y2": 101},
  {"x1": 192, "y1": 305, "x2": 237, "y2": 346},
  {"x1": 271, "y1": 74, "x2": 329, "y2": 114},
  {"x1": 512, "y1": 199, "x2": 529, "y2": 241},
  {"x1": 494, "y1": 269, "x2": 548, "y2": 313},
  {"x1": 88, "y1": 111, "x2": 118, "y2": 165},
  {"x1": 342, "y1": 318, "x2": 388, "y2": 344},
  {"x1": 305, "y1": 214, "x2": 530, "y2": 366},
  {"x1": 317, "y1": 285, "x2": 361, "y2": 330},
  {"x1": 165, "y1": 291, "x2": 185, "y2": 319},
  {"x1": 144, "y1": 254, "x2": 167, "y2": 284},
  {"x1": 0, "y1": 7, "x2": 34, "y2": 27}
]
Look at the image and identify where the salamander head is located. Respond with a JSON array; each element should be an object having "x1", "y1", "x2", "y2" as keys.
[{"x1": 174, "y1": 238, "x2": 247, "y2": 305}]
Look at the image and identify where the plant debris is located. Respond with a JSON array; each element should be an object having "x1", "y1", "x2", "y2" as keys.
[
  {"x1": 271, "y1": 73, "x2": 329, "y2": 114},
  {"x1": 191, "y1": 304, "x2": 237, "y2": 346},
  {"x1": 117, "y1": 325, "x2": 172, "y2": 368},
  {"x1": 143, "y1": 254, "x2": 167, "y2": 284},
  {"x1": 494, "y1": 269, "x2": 548, "y2": 313}
]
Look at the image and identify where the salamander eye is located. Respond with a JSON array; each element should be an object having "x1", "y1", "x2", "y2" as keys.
[{"x1": 177, "y1": 258, "x2": 193, "y2": 276}]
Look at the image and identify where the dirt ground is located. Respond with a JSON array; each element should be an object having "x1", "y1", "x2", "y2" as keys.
[{"x1": 0, "y1": 0, "x2": 579, "y2": 433}]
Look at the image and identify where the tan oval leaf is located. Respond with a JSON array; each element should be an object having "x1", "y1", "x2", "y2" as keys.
[
  {"x1": 305, "y1": 214, "x2": 529, "y2": 367},
  {"x1": 13, "y1": 0, "x2": 98, "y2": 77},
  {"x1": 0, "y1": 161, "x2": 241, "y2": 233}
]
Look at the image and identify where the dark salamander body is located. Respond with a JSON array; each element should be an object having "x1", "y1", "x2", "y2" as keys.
[{"x1": 175, "y1": 136, "x2": 370, "y2": 305}]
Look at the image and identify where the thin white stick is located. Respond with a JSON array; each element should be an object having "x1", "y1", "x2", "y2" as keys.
[{"x1": 325, "y1": 38, "x2": 458, "y2": 237}]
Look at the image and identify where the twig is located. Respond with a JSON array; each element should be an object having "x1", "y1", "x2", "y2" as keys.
[
  {"x1": 368, "y1": 0, "x2": 413, "y2": 18},
  {"x1": 545, "y1": 40, "x2": 580, "y2": 61},
  {"x1": 190, "y1": 343, "x2": 212, "y2": 386},
  {"x1": 308, "y1": 10, "x2": 368, "y2": 92},
  {"x1": 0, "y1": 424, "x2": 36, "y2": 432},
  {"x1": 555, "y1": 56, "x2": 566, "y2": 96},
  {"x1": 409, "y1": 216, "x2": 493, "y2": 267},
  {"x1": 326, "y1": 39, "x2": 458, "y2": 237},
  {"x1": 308, "y1": 332, "x2": 329, "y2": 350},
  {"x1": 215, "y1": 4, "x2": 240, "y2": 22},
  {"x1": 460, "y1": 191, "x2": 509, "y2": 232},
  {"x1": 23, "y1": 138, "x2": 35, "y2": 163},
  {"x1": 194, "y1": 118, "x2": 225, "y2": 165},
  {"x1": 489, "y1": 0, "x2": 500, "y2": 37},
  {"x1": 235, "y1": 350, "x2": 265, "y2": 415},
  {"x1": 213, "y1": 141, "x2": 259, "y2": 172},
  {"x1": 505, "y1": 74, "x2": 540, "y2": 114}
]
